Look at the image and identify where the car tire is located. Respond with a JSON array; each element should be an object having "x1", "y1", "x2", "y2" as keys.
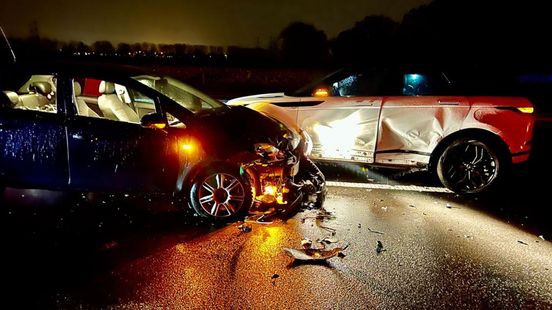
[
  {"x1": 189, "y1": 163, "x2": 253, "y2": 222},
  {"x1": 436, "y1": 137, "x2": 510, "y2": 195}
]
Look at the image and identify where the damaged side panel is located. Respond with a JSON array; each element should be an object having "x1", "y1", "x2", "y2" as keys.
[
  {"x1": 376, "y1": 96, "x2": 470, "y2": 166},
  {"x1": 296, "y1": 97, "x2": 382, "y2": 163}
]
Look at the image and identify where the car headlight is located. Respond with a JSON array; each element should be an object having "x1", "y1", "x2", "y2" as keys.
[{"x1": 254, "y1": 143, "x2": 283, "y2": 160}]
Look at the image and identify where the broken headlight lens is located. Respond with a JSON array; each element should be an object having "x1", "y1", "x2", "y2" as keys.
[{"x1": 254, "y1": 143, "x2": 283, "y2": 160}]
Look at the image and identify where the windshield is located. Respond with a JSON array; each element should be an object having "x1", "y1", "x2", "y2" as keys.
[{"x1": 133, "y1": 75, "x2": 226, "y2": 113}]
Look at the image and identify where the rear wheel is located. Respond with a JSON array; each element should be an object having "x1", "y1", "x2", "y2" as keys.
[
  {"x1": 189, "y1": 164, "x2": 253, "y2": 222},
  {"x1": 436, "y1": 138, "x2": 509, "y2": 194}
]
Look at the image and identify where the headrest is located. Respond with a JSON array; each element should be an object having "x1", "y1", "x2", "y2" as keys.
[
  {"x1": 2, "y1": 91, "x2": 20, "y2": 106},
  {"x1": 99, "y1": 81, "x2": 115, "y2": 94},
  {"x1": 30, "y1": 81, "x2": 52, "y2": 95},
  {"x1": 73, "y1": 81, "x2": 82, "y2": 96}
]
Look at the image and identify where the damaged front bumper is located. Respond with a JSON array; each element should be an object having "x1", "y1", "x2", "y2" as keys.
[{"x1": 243, "y1": 153, "x2": 326, "y2": 217}]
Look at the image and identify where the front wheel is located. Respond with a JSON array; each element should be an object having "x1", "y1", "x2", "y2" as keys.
[
  {"x1": 436, "y1": 138, "x2": 509, "y2": 194},
  {"x1": 189, "y1": 164, "x2": 253, "y2": 222}
]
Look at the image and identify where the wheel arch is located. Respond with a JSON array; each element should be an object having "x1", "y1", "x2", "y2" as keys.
[
  {"x1": 178, "y1": 151, "x2": 256, "y2": 195},
  {"x1": 429, "y1": 128, "x2": 511, "y2": 173}
]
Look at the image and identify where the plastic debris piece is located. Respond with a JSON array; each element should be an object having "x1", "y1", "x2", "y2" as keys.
[
  {"x1": 319, "y1": 225, "x2": 337, "y2": 235},
  {"x1": 518, "y1": 240, "x2": 529, "y2": 245},
  {"x1": 446, "y1": 203, "x2": 453, "y2": 209},
  {"x1": 409, "y1": 204, "x2": 416, "y2": 208},
  {"x1": 301, "y1": 238, "x2": 313, "y2": 249},
  {"x1": 245, "y1": 214, "x2": 274, "y2": 225},
  {"x1": 283, "y1": 245, "x2": 348, "y2": 261},
  {"x1": 238, "y1": 223, "x2": 252, "y2": 233},
  {"x1": 271, "y1": 273, "x2": 279, "y2": 286},
  {"x1": 376, "y1": 241, "x2": 385, "y2": 254},
  {"x1": 367, "y1": 227, "x2": 385, "y2": 235},
  {"x1": 538, "y1": 235, "x2": 545, "y2": 241},
  {"x1": 320, "y1": 237, "x2": 339, "y2": 244}
]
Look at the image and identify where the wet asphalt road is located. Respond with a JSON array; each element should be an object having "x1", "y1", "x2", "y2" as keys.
[
  {"x1": 2, "y1": 121, "x2": 552, "y2": 309},
  {"x1": 3, "y1": 181, "x2": 552, "y2": 309}
]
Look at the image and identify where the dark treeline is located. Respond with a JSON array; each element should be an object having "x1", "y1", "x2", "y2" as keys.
[{"x1": 1, "y1": 0, "x2": 550, "y2": 71}]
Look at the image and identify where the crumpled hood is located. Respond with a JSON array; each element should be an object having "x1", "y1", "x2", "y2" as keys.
[{"x1": 185, "y1": 106, "x2": 293, "y2": 157}]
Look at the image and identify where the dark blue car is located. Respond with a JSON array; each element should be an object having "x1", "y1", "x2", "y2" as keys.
[{"x1": 0, "y1": 63, "x2": 325, "y2": 221}]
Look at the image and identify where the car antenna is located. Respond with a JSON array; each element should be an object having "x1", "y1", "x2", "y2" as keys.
[{"x1": 0, "y1": 26, "x2": 17, "y2": 63}]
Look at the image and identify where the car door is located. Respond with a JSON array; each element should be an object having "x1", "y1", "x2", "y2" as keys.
[
  {"x1": 64, "y1": 76, "x2": 178, "y2": 192},
  {"x1": 376, "y1": 71, "x2": 470, "y2": 165},
  {"x1": 296, "y1": 70, "x2": 384, "y2": 163},
  {"x1": 0, "y1": 71, "x2": 69, "y2": 188}
]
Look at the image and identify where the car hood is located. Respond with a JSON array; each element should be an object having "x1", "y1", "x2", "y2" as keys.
[
  {"x1": 185, "y1": 106, "x2": 297, "y2": 157},
  {"x1": 226, "y1": 93, "x2": 289, "y2": 106}
]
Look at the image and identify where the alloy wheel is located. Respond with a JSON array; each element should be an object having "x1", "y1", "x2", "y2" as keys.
[{"x1": 198, "y1": 173, "x2": 246, "y2": 218}]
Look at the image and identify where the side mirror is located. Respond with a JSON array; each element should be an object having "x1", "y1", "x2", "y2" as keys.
[{"x1": 141, "y1": 113, "x2": 167, "y2": 129}]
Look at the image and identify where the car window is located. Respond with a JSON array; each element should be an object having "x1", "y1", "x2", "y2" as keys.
[
  {"x1": 402, "y1": 73, "x2": 451, "y2": 96},
  {"x1": 0, "y1": 74, "x2": 57, "y2": 113},
  {"x1": 72, "y1": 77, "x2": 158, "y2": 124},
  {"x1": 330, "y1": 72, "x2": 383, "y2": 97},
  {"x1": 133, "y1": 75, "x2": 226, "y2": 113}
]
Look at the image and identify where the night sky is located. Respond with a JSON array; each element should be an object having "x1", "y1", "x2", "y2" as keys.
[{"x1": 0, "y1": 0, "x2": 429, "y2": 47}]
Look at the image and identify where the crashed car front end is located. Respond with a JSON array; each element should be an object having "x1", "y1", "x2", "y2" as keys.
[{"x1": 242, "y1": 126, "x2": 325, "y2": 216}]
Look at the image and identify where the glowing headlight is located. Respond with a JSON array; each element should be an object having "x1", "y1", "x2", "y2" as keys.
[{"x1": 254, "y1": 143, "x2": 282, "y2": 160}]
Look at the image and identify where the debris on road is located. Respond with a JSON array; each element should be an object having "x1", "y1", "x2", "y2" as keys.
[
  {"x1": 302, "y1": 208, "x2": 335, "y2": 221},
  {"x1": 367, "y1": 227, "x2": 385, "y2": 235},
  {"x1": 538, "y1": 235, "x2": 545, "y2": 241},
  {"x1": 271, "y1": 273, "x2": 280, "y2": 285},
  {"x1": 518, "y1": 240, "x2": 529, "y2": 246},
  {"x1": 376, "y1": 241, "x2": 385, "y2": 254},
  {"x1": 301, "y1": 238, "x2": 313, "y2": 249},
  {"x1": 284, "y1": 244, "x2": 348, "y2": 262},
  {"x1": 319, "y1": 225, "x2": 337, "y2": 235},
  {"x1": 245, "y1": 213, "x2": 274, "y2": 224},
  {"x1": 319, "y1": 237, "x2": 339, "y2": 245},
  {"x1": 446, "y1": 203, "x2": 453, "y2": 209},
  {"x1": 238, "y1": 223, "x2": 252, "y2": 233},
  {"x1": 409, "y1": 204, "x2": 416, "y2": 208}
]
